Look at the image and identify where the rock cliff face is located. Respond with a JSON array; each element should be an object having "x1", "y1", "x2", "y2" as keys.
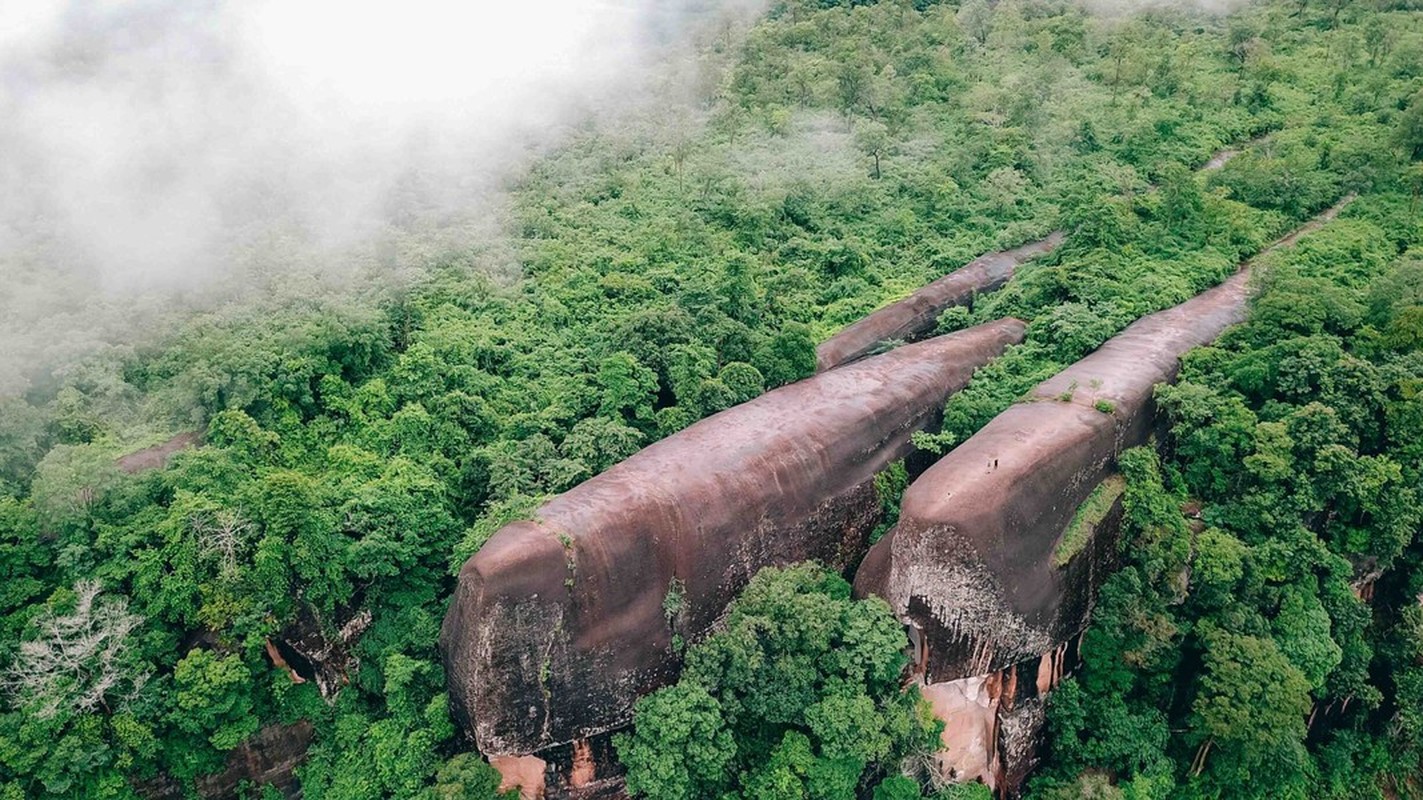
[
  {"x1": 441, "y1": 319, "x2": 1026, "y2": 768},
  {"x1": 815, "y1": 235, "x2": 1063, "y2": 372},
  {"x1": 132, "y1": 721, "x2": 314, "y2": 800},
  {"x1": 855, "y1": 269, "x2": 1252, "y2": 675},
  {"x1": 854, "y1": 270, "x2": 1254, "y2": 793}
]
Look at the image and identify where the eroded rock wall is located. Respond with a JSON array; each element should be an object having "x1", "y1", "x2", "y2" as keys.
[
  {"x1": 855, "y1": 269, "x2": 1251, "y2": 678},
  {"x1": 853, "y1": 270, "x2": 1256, "y2": 798},
  {"x1": 116, "y1": 431, "x2": 201, "y2": 473},
  {"x1": 132, "y1": 721, "x2": 314, "y2": 799},
  {"x1": 441, "y1": 319, "x2": 1027, "y2": 765},
  {"x1": 815, "y1": 234, "x2": 1063, "y2": 372}
]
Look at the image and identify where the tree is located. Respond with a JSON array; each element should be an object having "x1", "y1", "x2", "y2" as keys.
[
  {"x1": 1188, "y1": 624, "x2": 1312, "y2": 790},
  {"x1": 855, "y1": 119, "x2": 890, "y2": 180},
  {"x1": 718, "y1": 363, "x2": 766, "y2": 405},
  {"x1": 753, "y1": 324, "x2": 817, "y2": 388},
  {"x1": 956, "y1": 0, "x2": 991, "y2": 46},
  {"x1": 597, "y1": 353, "x2": 660, "y2": 427},
  {"x1": 1398, "y1": 90, "x2": 1423, "y2": 162},
  {"x1": 618, "y1": 683, "x2": 737, "y2": 800},
  {"x1": 28, "y1": 444, "x2": 123, "y2": 534},
  {"x1": 1, "y1": 581, "x2": 147, "y2": 720},
  {"x1": 189, "y1": 508, "x2": 254, "y2": 578},
  {"x1": 559, "y1": 416, "x2": 644, "y2": 474},
  {"x1": 0, "y1": 397, "x2": 47, "y2": 494},
  {"x1": 432, "y1": 753, "x2": 512, "y2": 800},
  {"x1": 170, "y1": 648, "x2": 258, "y2": 750},
  {"x1": 617, "y1": 564, "x2": 938, "y2": 800}
]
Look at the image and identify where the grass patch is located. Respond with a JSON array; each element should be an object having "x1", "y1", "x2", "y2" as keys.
[
  {"x1": 870, "y1": 460, "x2": 909, "y2": 544},
  {"x1": 1054, "y1": 475, "x2": 1127, "y2": 568}
]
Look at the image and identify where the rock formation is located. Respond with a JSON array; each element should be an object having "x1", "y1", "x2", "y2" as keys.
[
  {"x1": 811, "y1": 142, "x2": 1252, "y2": 375},
  {"x1": 853, "y1": 195, "x2": 1354, "y2": 795},
  {"x1": 264, "y1": 602, "x2": 373, "y2": 702},
  {"x1": 133, "y1": 721, "x2": 314, "y2": 800},
  {"x1": 815, "y1": 234, "x2": 1062, "y2": 372},
  {"x1": 440, "y1": 319, "x2": 1026, "y2": 789},
  {"x1": 116, "y1": 431, "x2": 201, "y2": 473},
  {"x1": 854, "y1": 270, "x2": 1253, "y2": 792}
]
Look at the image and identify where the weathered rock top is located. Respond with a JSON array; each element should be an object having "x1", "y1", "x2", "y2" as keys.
[{"x1": 443, "y1": 318, "x2": 1026, "y2": 756}]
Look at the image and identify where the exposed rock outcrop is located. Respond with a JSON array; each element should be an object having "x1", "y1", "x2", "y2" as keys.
[
  {"x1": 264, "y1": 602, "x2": 373, "y2": 702},
  {"x1": 133, "y1": 721, "x2": 314, "y2": 800},
  {"x1": 812, "y1": 142, "x2": 1252, "y2": 375},
  {"x1": 854, "y1": 197, "x2": 1356, "y2": 795},
  {"x1": 816, "y1": 235, "x2": 1062, "y2": 372},
  {"x1": 116, "y1": 431, "x2": 201, "y2": 473},
  {"x1": 441, "y1": 320, "x2": 1027, "y2": 776},
  {"x1": 855, "y1": 269, "x2": 1254, "y2": 678},
  {"x1": 854, "y1": 278, "x2": 1254, "y2": 796}
]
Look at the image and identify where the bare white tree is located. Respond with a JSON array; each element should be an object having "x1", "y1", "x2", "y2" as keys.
[
  {"x1": 190, "y1": 508, "x2": 254, "y2": 576},
  {"x1": 1, "y1": 580, "x2": 147, "y2": 719}
]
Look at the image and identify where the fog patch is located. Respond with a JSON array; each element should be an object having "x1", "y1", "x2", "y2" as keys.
[
  {"x1": 0, "y1": 0, "x2": 763, "y2": 394},
  {"x1": 1077, "y1": 0, "x2": 1251, "y2": 16}
]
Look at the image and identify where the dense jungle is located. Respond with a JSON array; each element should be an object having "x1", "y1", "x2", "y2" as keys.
[{"x1": 2, "y1": 0, "x2": 1423, "y2": 798}]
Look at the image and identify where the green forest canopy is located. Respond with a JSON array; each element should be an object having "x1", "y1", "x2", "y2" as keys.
[{"x1": 1, "y1": 1, "x2": 1421, "y2": 799}]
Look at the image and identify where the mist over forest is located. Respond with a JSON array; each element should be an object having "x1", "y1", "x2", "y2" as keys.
[
  {"x1": 0, "y1": 0, "x2": 763, "y2": 395},
  {"x1": 2, "y1": 1, "x2": 1423, "y2": 799}
]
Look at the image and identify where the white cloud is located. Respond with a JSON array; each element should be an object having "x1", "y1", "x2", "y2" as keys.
[
  {"x1": 0, "y1": 0, "x2": 718, "y2": 288},
  {"x1": 0, "y1": 0, "x2": 759, "y2": 393}
]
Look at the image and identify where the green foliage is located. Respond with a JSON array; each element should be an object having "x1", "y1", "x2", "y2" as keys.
[
  {"x1": 431, "y1": 753, "x2": 512, "y2": 800},
  {"x1": 1, "y1": 0, "x2": 1421, "y2": 797},
  {"x1": 617, "y1": 564, "x2": 940, "y2": 800},
  {"x1": 170, "y1": 648, "x2": 258, "y2": 751},
  {"x1": 871, "y1": 461, "x2": 909, "y2": 544},
  {"x1": 618, "y1": 683, "x2": 738, "y2": 800},
  {"x1": 1053, "y1": 475, "x2": 1125, "y2": 568},
  {"x1": 1036, "y1": 194, "x2": 1423, "y2": 796},
  {"x1": 754, "y1": 324, "x2": 818, "y2": 388}
]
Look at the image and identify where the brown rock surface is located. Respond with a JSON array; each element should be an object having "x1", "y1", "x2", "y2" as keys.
[
  {"x1": 116, "y1": 431, "x2": 200, "y2": 473},
  {"x1": 132, "y1": 721, "x2": 314, "y2": 799},
  {"x1": 492, "y1": 754, "x2": 548, "y2": 800},
  {"x1": 923, "y1": 675, "x2": 1003, "y2": 788},
  {"x1": 816, "y1": 235, "x2": 1062, "y2": 372},
  {"x1": 441, "y1": 319, "x2": 1026, "y2": 757},
  {"x1": 855, "y1": 268, "x2": 1254, "y2": 679}
]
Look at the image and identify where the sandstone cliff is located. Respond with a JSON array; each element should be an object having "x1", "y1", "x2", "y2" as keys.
[
  {"x1": 816, "y1": 235, "x2": 1062, "y2": 372},
  {"x1": 854, "y1": 268, "x2": 1251, "y2": 679},
  {"x1": 441, "y1": 319, "x2": 1027, "y2": 763}
]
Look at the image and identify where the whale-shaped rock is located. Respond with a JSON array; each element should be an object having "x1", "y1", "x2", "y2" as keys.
[
  {"x1": 815, "y1": 234, "x2": 1062, "y2": 372},
  {"x1": 854, "y1": 269, "x2": 1253, "y2": 679},
  {"x1": 442, "y1": 318, "x2": 1027, "y2": 757}
]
